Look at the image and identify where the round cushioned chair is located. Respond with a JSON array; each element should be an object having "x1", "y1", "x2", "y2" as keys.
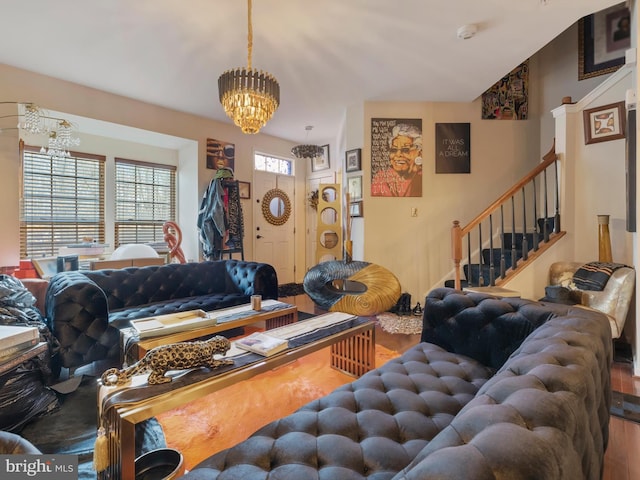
[{"x1": 303, "y1": 261, "x2": 401, "y2": 316}]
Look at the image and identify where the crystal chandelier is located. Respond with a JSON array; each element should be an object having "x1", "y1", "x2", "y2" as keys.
[
  {"x1": 1, "y1": 102, "x2": 81, "y2": 158},
  {"x1": 41, "y1": 120, "x2": 81, "y2": 159},
  {"x1": 291, "y1": 126, "x2": 324, "y2": 160},
  {"x1": 218, "y1": 0, "x2": 280, "y2": 134},
  {"x1": 291, "y1": 144, "x2": 324, "y2": 159}
]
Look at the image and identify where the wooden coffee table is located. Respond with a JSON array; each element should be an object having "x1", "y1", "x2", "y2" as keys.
[
  {"x1": 99, "y1": 313, "x2": 375, "y2": 480},
  {"x1": 120, "y1": 300, "x2": 298, "y2": 362}
]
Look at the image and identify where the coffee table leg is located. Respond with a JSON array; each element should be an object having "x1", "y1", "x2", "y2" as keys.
[{"x1": 330, "y1": 325, "x2": 375, "y2": 377}]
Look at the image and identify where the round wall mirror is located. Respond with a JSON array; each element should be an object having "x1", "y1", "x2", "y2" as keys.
[{"x1": 262, "y1": 188, "x2": 291, "y2": 226}]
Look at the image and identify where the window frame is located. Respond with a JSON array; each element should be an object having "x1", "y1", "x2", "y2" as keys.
[
  {"x1": 20, "y1": 142, "x2": 106, "y2": 258},
  {"x1": 114, "y1": 157, "x2": 176, "y2": 248}
]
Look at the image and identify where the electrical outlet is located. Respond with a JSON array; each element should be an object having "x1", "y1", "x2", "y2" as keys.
[{"x1": 411, "y1": 208, "x2": 418, "y2": 217}]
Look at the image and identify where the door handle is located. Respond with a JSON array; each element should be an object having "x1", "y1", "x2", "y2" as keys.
[{"x1": 256, "y1": 235, "x2": 263, "y2": 239}]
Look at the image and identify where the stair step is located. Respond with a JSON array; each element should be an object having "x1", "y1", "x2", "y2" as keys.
[{"x1": 444, "y1": 217, "x2": 559, "y2": 289}]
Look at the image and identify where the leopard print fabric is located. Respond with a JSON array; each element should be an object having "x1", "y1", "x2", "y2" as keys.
[{"x1": 101, "y1": 335, "x2": 233, "y2": 385}]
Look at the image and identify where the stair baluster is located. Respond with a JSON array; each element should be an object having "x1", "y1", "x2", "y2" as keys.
[
  {"x1": 543, "y1": 169, "x2": 550, "y2": 242},
  {"x1": 449, "y1": 141, "x2": 564, "y2": 290},
  {"x1": 499, "y1": 205, "x2": 506, "y2": 279},
  {"x1": 532, "y1": 177, "x2": 539, "y2": 251},
  {"x1": 488, "y1": 214, "x2": 495, "y2": 285},
  {"x1": 554, "y1": 157, "x2": 561, "y2": 232},
  {"x1": 477, "y1": 224, "x2": 484, "y2": 287},
  {"x1": 521, "y1": 187, "x2": 528, "y2": 261},
  {"x1": 511, "y1": 196, "x2": 517, "y2": 271}
]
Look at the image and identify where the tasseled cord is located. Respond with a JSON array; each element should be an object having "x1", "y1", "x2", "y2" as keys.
[{"x1": 93, "y1": 426, "x2": 111, "y2": 472}]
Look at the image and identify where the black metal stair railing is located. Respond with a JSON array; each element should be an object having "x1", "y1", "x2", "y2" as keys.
[{"x1": 450, "y1": 142, "x2": 562, "y2": 290}]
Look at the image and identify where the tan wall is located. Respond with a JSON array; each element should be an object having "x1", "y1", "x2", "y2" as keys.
[
  {"x1": 358, "y1": 96, "x2": 542, "y2": 301},
  {"x1": 0, "y1": 63, "x2": 306, "y2": 281}
]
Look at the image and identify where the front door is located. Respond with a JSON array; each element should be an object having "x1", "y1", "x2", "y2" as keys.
[{"x1": 253, "y1": 171, "x2": 295, "y2": 284}]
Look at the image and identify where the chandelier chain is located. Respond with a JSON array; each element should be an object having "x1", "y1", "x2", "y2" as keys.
[{"x1": 247, "y1": 0, "x2": 252, "y2": 70}]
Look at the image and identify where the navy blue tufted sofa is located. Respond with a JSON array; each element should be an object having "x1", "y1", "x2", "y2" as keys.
[
  {"x1": 44, "y1": 260, "x2": 278, "y2": 372},
  {"x1": 181, "y1": 287, "x2": 612, "y2": 480}
]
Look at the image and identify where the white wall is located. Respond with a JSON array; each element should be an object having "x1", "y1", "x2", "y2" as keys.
[{"x1": 0, "y1": 63, "x2": 306, "y2": 282}]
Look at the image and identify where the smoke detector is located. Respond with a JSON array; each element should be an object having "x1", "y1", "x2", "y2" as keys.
[{"x1": 457, "y1": 24, "x2": 477, "y2": 40}]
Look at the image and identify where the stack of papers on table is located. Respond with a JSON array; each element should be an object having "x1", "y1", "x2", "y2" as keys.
[{"x1": 131, "y1": 310, "x2": 215, "y2": 338}]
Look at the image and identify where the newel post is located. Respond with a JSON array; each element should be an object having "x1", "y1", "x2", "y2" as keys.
[{"x1": 451, "y1": 220, "x2": 462, "y2": 290}]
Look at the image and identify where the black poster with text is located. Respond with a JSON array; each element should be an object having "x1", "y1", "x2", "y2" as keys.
[{"x1": 435, "y1": 123, "x2": 470, "y2": 174}]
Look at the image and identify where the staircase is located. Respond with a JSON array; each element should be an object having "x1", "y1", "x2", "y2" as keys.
[{"x1": 446, "y1": 142, "x2": 566, "y2": 289}]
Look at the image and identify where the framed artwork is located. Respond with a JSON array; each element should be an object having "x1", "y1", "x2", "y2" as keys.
[
  {"x1": 370, "y1": 118, "x2": 423, "y2": 197},
  {"x1": 348, "y1": 175, "x2": 363, "y2": 201},
  {"x1": 238, "y1": 181, "x2": 251, "y2": 199},
  {"x1": 435, "y1": 123, "x2": 471, "y2": 174},
  {"x1": 579, "y1": 4, "x2": 630, "y2": 80},
  {"x1": 206, "y1": 138, "x2": 235, "y2": 171},
  {"x1": 583, "y1": 101, "x2": 625, "y2": 144},
  {"x1": 311, "y1": 144, "x2": 331, "y2": 172},
  {"x1": 481, "y1": 60, "x2": 529, "y2": 120},
  {"x1": 350, "y1": 200, "x2": 363, "y2": 217},
  {"x1": 345, "y1": 148, "x2": 362, "y2": 172},
  {"x1": 32, "y1": 257, "x2": 59, "y2": 279}
]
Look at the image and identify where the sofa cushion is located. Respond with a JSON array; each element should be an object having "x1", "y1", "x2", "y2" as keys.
[
  {"x1": 184, "y1": 342, "x2": 495, "y2": 480},
  {"x1": 108, "y1": 293, "x2": 251, "y2": 329},
  {"x1": 422, "y1": 288, "x2": 561, "y2": 370},
  {"x1": 393, "y1": 305, "x2": 612, "y2": 480}
]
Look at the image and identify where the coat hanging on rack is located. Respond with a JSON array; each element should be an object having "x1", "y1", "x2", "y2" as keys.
[{"x1": 197, "y1": 169, "x2": 244, "y2": 260}]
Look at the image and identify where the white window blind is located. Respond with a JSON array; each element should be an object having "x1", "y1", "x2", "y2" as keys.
[
  {"x1": 21, "y1": 144, "x2": 105, "y2": 258},
  {"x1": 115, "y1": 158, "x2": 176, "y2": 247}
]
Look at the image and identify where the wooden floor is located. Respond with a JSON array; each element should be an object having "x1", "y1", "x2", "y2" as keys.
[
  {"x1": 286, "y1": 294, "x2": 640, "y2": 479},
  {"x1": 604, "y1": 361, "x2": 640, "y2": 480}
]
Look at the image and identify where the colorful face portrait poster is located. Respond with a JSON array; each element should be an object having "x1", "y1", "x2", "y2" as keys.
[
  {"x1": 371, "y1": 118, "x2": 423, "y2": 197},
  {"x1": 481, "y1": 60, "x2": 529, "y2": 120},
  {"x1": 206, "y1": 138, "x2": 235, "y2": 171}
]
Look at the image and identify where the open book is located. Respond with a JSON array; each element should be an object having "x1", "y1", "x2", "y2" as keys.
[{"x1": 235, "y1": 332, "x2": 288, "y2": 356}]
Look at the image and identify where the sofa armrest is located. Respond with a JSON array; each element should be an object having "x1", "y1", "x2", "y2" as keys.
[
  {"x1": 224, "y1": 260, "x2": 278, "y2": 300},
  {"x1": 421, "y1": 288, "x2": 560, "y2": 370},
  {"x1": 396, "y1": 305, "x2": 612, "y2": 480},
  {"x1": 45, "y1": 271, "x2": 115, "y2": 369}
]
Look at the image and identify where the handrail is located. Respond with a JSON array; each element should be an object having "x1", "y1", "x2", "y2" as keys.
[
  {"x1": 459, "y1": 141, "x2": 557, "y2": 235},
  {"x1": 451, "y1": 141, "x2": 560, "y2": 290}
]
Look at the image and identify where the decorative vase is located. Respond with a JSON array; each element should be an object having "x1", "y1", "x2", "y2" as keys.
[{"x1": 597, "y1": 214, "x2": 612, "y2": 263}]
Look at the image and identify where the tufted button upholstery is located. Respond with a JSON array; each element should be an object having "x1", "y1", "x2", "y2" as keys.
[
  {"x1": 395, "y1": 288, "x2": 612, "y2": 480},
  {"x1": 184, "y1": 342, "x2": 495, "y2": 480},
  {"x1": 44, "y1": 261, "x2": 278, "y2": 371},
  {"x1": 184, "y1": 288, "x2": 612, "y2": 480}
]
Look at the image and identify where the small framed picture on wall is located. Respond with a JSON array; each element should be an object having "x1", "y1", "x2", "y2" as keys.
[
  {"x1": 311, "y1": 145, "x2": 331, "y2": 172},
  {"x1": 238, "y1": 181, "x2": 251, "y2": 199},
  {"x1": 348, "y1": 175, "x2": 363, "y2": 201},
  {"x1": 345, "y1": 148, "x2": 361, "y2": 172}
]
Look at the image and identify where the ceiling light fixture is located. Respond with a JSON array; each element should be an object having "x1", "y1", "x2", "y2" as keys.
[
  {"x1": 291, "y1": 126, "x2": 324, "y2": 160},
  {"x1": 218, "y1": 0, "x2": 280, "y2": 134},
  {"x1": 0, "y1": 102, "x2": 80, "y2": 159}
]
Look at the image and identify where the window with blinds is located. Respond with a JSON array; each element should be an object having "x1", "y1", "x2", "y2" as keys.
[
  {"x1": 115, "y1": 158, "x2": 176, "y2": 247},
  {"x1": 21, "y1": 145, "x2": 105, "y2": 258}
]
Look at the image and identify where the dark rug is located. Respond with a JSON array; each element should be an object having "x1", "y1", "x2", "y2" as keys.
[
  {"x1": 19, "y1": 371, "x2": 165, "y2": 479},
  {"x1": 611, "y1": 390, "x2": 640, "y2": 424},
  {"x1": 278, "y1": 283, "x2": 306, "y2": 297}
]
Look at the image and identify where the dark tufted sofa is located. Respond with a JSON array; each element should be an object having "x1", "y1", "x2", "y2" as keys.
[
  {"x1": 44, "y1": 260, "x2": 278, "y2": 372},
  {"x1": 182, "y1": 287, "x2": 612, "y2": 480}
]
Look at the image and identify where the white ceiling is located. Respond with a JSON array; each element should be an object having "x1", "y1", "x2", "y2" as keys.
[{"x1": 0, "y1": 0, "x2": 623, "y2": 145}]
